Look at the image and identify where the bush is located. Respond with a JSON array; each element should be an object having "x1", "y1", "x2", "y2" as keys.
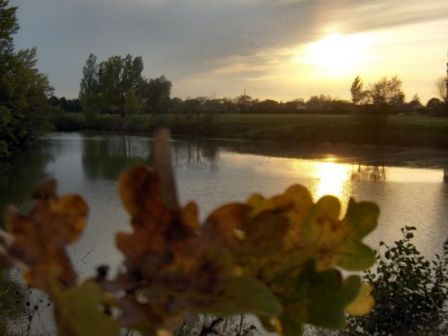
[{"x1": 344, "y1": 227, "x2": 448, "y2": 335}]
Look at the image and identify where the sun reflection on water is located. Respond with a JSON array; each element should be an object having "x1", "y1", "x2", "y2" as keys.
[
  {"x1": 288, "y1": 157, "x2": 352, "y2": 209},
  {"x1": 313, "y1": 161, "x2": 352, "y2": 201}
]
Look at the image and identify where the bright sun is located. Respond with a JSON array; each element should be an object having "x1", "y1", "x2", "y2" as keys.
[{"x1": 295, "y1": 31, "x2": 374, "y2": 78}]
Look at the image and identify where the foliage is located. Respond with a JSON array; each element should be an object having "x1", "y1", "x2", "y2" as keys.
[
  {"x1": 0, "y1": 0, "x2": 53, "y2": 160},
  {"x1": 435, "y1": 76, "x2": 447, "y2": 103},
  {"x1": 0, "y1": 0, "x2": 18, "y2": 54},
  {"x1": 350, "y1": 76, "x2": 405, "y2": 109},
  {"x1": 350, "y1": 76, "x2": 368, "y2": 105},
  {"x1": 344, "y1": 227, "x2": 448, "y2": 335},
  {"x1": 0, "y1": 129, "x2": 378, "y2": 336},
  {"x1": 139, "y1": 76, "x2": 172, "y2": 114},
  {"x1": 49, "y1": 96, "x2": 82, "y2": 113},
  {"x1": 174, "y1": 315, "x2": 259, "y2": 336},
  {"x1": 368, "y1": 76, "x2": 405, "y2": 106},
  {"x1": 79, "y1": 53, "x2": 172, "y2": 117}
]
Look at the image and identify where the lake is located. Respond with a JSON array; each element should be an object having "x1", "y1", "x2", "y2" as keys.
[{"x1": 1, "y1": 132, "x2": 448, "y2": 334}]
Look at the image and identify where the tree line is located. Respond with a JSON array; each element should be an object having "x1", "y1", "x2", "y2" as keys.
[{"x1": 50, "y1": 61, "x2": 447, "y2": 117}]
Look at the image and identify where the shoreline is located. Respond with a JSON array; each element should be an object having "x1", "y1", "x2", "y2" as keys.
[
  {"x1": 53, "y1": 112, "x2": 448, "y2": 150},
  {"x1": 44, "y1": 131, "x2": 448, "y2": 170}
]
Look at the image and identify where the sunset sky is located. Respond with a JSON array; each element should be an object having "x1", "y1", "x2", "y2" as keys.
[{"x1": 11, "y1": 0, "x2": 448, "y2": 102}]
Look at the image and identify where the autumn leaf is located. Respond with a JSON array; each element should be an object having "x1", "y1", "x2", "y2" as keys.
[
  {"x1": 345, "y1": 282, "x2": 375, "y2": 316},
  {"x1": 52, "y1": 280, "x2": 119, "y2": 336},
  {"x1": 300, "y1": 196, "x2": 378, "y2": 270},
  {"x1": 1, "y1": 179, "x2": 88, "y2": 291}
]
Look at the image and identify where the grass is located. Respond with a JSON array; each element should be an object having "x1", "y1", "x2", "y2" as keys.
[{"x1": 53, "y1": 113, "x2": 448, "y2": 149}]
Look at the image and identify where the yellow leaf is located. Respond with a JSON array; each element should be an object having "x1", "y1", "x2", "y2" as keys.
[{"x1": 345, "y1": 283, "x2": 375, "y2": 316}]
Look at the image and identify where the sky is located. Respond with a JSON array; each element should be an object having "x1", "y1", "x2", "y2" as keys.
[{"x1": 11, "y1": 0, "x2": 448, "y2": 102}]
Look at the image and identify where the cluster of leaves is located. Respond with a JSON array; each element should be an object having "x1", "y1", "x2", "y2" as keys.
[
  {"x1": 0, "y1": 0, "x2": 53, "y2": 159},
  {"x1": 343, "y1": 227, "x2": 448, "y2": 336},
  {"x1": 0, "y1": 130, "x2": 379, "y2": 336}
]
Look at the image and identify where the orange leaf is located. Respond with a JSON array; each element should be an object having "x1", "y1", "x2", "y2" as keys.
[{"x1": 3, "y1": 180, "x2": 88, "y2": 291}]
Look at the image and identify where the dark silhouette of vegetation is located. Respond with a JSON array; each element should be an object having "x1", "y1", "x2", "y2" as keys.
[
  {"x1": 174, "y1": 315, "x2": 258, "y2": 336},
  {"x1": 0, "y1": 0, "x2": 53, "y2": 160},
  {"x1": 350, "y1": 76, "x2": 368, "y2": 105},
  {"x1": 49, "y1": 96, "x2": 82, "y2": 113},
  {"x1": 343, "y1": 227, "x2": 448, "y2": 336},
  {"x1": 79, "y1": 53, "x2": 171, "y2": 117}
]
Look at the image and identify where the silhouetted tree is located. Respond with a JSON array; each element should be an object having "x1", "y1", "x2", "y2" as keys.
[
  {"x1": 350, "y1": 76, "x2": 368, "y2": 105},
  {"x1": 368, "y1": 76, "x2": 405, "y2": 107},
  {"x1": 426, "y1": 97, "x2": 445, "y2": 116}
]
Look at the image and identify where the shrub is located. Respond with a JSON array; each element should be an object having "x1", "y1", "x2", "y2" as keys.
[{"x1": 344, "y1": 227, "x2": 448, "y2": 335}]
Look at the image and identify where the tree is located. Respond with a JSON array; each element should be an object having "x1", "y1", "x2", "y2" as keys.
[
  {"x1": 435, "y1": 76, "x2": 447, "y2": 102},
  {"x1": 79, "y1": 54, "x2": 171, "y2": 116},
  {"x1": 350, "y1": 76, "x2": 368, "y2": 105},
  {"x1": 0, "y1": 0, "x2": 52, "y2": 159},
  {"x1": 368, "y1": 76, "x2": 405, "y2": 106},
  {"x1": 79, "y1": 53, "x2": 99, "y2": 118},
  {"x1": 426, "y1": 97, "x2": 445, "y2": 116},
  {"x1": 139, "y1": 76, "x2": 171, "y2": 113},
  {"x1": 0, "y1": 0, "x2": 18, "y2": 55},
  {"x1": 405, "y1": 94, "x2": 423, "y2": 112}
]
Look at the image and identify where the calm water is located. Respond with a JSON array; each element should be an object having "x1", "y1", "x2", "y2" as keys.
[{"x1": 1, "y1": 132, "x2": 448, "y2": 334}]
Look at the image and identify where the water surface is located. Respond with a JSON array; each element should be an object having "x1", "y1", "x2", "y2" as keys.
[{"x1": 1, "y1": 132, "x2": 447, "y2": 333}]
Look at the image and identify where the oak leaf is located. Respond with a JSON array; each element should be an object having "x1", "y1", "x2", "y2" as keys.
[{"x1": 1, "y1": 179, "x2": 88, "y2": 291}]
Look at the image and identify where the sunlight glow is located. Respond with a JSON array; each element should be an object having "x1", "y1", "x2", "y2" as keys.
[
  {"x1": 313, "y1": 161, "x2": 351, "y2": 201},
  {"x1": 294, "y1": 31, "x2": 374, "y2": 78},
  {"x1": 287, "y1": 158, "x2": 352, "y2": 203}
]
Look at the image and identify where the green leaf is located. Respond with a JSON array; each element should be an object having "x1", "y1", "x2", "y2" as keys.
[
  {"x1": 276, "y1": 261, "x2": 361, "y2": 335},
  {"x1": 52, "y1": 281, "x2": 119, "y2": 336},
  {"x1": 343, "y1": 199, "x2": 379, "y2": 239},
  {"x1": 198, "y1": 276, "x2": 282, "y2": 317},
  {"x1": 335, "y1": 239, "x2": 376, "y2": 270},
  {"x1": 335, "y1": 199, "x2": 379, "y2": 271}
]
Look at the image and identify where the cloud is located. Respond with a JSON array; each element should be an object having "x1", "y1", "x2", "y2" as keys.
[{"x1": 10, "y1": 0, "x2": 448, "y2": 98}]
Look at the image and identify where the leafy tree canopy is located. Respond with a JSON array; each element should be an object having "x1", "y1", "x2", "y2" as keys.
[
  {"x1": 0, "y1": 0, "x2": 53, "y2": 159},
  {"x1": 79, "y1": 53, "x2": 172, "y2": 117}
]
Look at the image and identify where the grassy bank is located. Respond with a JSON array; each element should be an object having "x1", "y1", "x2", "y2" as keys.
[{"x1": 53, "y1": 113, "x2": 448, "y2": 149}]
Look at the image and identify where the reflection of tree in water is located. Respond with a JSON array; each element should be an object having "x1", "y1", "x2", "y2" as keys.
[
  {"x1": 172, "y1": 141, "x2": 219, "y2": 171},
  {"x1": 351, "y1": 164, "x2": 386, "y2": 181},
  {"x1": 82, "y1": 136, "x2": 220, "y2": 181},
  {"x1": 0, "y1": 142, "x2": 54, "y2": 335},
  {"x1": 82, "y1": 135, "x2": 151, "y2": 181},
  {"x1": 0, "y1": 143, "x2": 53, "y2": 227}
]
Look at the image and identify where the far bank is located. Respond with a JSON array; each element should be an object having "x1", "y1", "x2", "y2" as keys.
[{"x1": 53, "y1": 113, "x2": 448, "y2": 149}]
